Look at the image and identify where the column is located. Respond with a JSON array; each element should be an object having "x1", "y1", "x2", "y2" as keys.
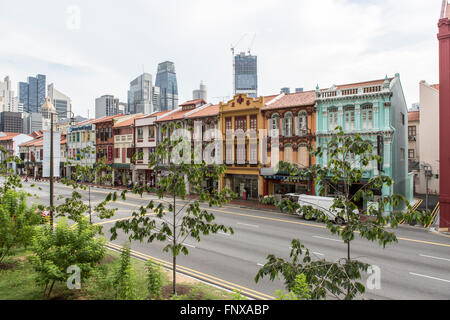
[{"x1": 355, "y1": 104, "x2": 361, "y2": 131}]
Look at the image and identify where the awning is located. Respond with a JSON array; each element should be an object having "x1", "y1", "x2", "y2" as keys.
[{"x1": 263, "y1": 175, "x2": 307, "y2": 182}]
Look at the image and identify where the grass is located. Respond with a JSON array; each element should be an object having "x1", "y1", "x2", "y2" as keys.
[{"x1": 0, "y1": 247, "x2": 235, "y2": 300}]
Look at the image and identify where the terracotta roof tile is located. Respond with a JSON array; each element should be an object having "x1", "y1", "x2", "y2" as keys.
[
  {"x1": 156, "y1": 109, "x2": 193, "y2": 122},
  {"x1": 329, "y1": 78, "x2": 393, "y2": 91},
  {"x1": 408, "y1": 111, "x2": 420, "y2": 122},
  {"x1": 180, "y1": 99, "x2": 206, "y2": 107},
  {"x1": 91, "y1": 114, "x2": 124, "y2": 124},
  {"x1": 263, "y1": 91, "x2": 316, "y2": 110},
  {"x1": 114, "y1": 114, "x2": 146, "y2": 128},
  {"x1": 186, "y1": 105, "x2": 219, "y2": 119}
]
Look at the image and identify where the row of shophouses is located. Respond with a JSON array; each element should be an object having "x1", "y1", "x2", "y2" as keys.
[{"x1": 18, "y1": 74, "x2": 413, "y2": 207}]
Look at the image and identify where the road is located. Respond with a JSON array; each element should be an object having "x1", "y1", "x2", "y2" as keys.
[{"x1": 22, "y1": 180, "x2": 450, "y2": 300}]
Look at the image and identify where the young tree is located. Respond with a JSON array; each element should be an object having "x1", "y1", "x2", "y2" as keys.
[
  {"x1": 29, "y1": 217, "x2": 106, "y2": 298},
  {"x1": 109, "y1": 123, "x2": 235, "y2": 295},
  {"x1": 256, "y1": 127, "x2": 431, "y2": 299}
]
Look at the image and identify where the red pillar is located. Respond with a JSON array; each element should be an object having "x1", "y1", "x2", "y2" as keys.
[{"x1": 438, "y1": 1, "x2": 450, "y2": 230}]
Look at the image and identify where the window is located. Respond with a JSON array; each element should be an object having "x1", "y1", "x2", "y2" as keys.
[
  {"x1": 284, "y1": 145, "x2": 293, "y2": 164},
  {"x1": 283, "y1": 113, "x2": 293, "y2": 137},
  {"x1": 361, "y1": 105, "x2": 373, "y2": 130},
  {"x1": 137, "y1": 128, "x2": 143, "y2": 140},
  {"x1": 235, "y1": 116, "x2": 247, "y2": 131},
  {"x1": 76, "y1": 132, "x2": 80, "y2": 142},
  {"x1": 115, "y1": 148, "x2": 120, "y2": 158},
  {"x1": 149, "y1": 126, "x2": 155, "y2": 139},
  {"x1": 297, "y1": 111, "x2": 307, "y2": 136},
  {"x1": 87, "y1": 132, "x2": 90, "y2": 141},
  {"x1": 400, "y1": 148, "x2": 405, "y2": 161},
  {"x1": 408, "y1": 126, "x2": 416, "y2": 137},
  {"x1": 225, "y1": 117, "x2": 232, "y2": 131},
  {"x1": 344, "y1": 107, "x2": 355, "y2": 131},
  {"x1": 328, "y1": 107, "x2": 338, "y2": 130},
  {"x1": 298, "y1": 145, "x2": 309, "y2": 168},
  {"x1": 137, "y1": 148, "x2": 143, "y2": 161},
  {"x1": 108, "y1": 127, "x2": 112, "y2": 139},
  {"x1": 82, "y1": 132, "x2": 86, "y2": 142},
  {"x1": 250, "y1": 115, "x2": 257, "y2": 130},
  {"x1": 401, "y1": 113, "x2": 405, "y2": 126},
  {"x1": 408, "y1": 149, "x2": 415, "y2": 159}
]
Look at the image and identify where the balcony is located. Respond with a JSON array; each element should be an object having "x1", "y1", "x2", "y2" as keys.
[{"x1": 408, "y1": 135, "x2": 416, "y2": 141}]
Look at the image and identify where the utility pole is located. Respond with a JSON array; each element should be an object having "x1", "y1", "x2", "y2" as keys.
[{"x1": 50, "y1": 112, "x2": 54, "y2": 228}]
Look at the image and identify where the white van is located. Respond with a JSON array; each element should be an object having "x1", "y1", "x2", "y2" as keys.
[{"x1": 295, "y1": 194, "x2": 358, "y2": 224}]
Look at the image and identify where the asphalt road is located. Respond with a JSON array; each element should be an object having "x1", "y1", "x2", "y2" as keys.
[{"x1": 22, "y1": 180, "x2": 450, "y2": 300}]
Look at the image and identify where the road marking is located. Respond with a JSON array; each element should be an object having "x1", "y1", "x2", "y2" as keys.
[
  {"x1": 426, "y1": 203, "x2": 440, "y2": 228},
  {"x1": 217, "y1": 231, "x2": 231, "y2": 236},
  {"x1": 237, "y1": 222, "x2": 259, "y2": 228},
  {"x1": 257, "y1": 263, "x2": 265, "y2": 267},
  {"x1": 313, "y1": 252, "x2": 325, "y2": 256},
  {"x1": 183, "y1": 243, "x2": 196, "y2": 249},
  {"x1": 29, "y1": 182, "x2": 450, "y2": 249},
  {"x1": 419, "y1": 254, "x2": 450, "y2": 262},
  {"x1": 313, "y1": 236, "x2": 343, "y2": 243},
  {"x1": 409, "y1": 272, "x2": 450, "y2": 283},
  {"x1": 106, "y1": 242, "x2": 274, "y2": 300}
]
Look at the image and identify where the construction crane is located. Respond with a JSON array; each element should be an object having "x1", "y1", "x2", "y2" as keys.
[{"x1": 248, "y1": 33, "x2": 256, "y2": 54}]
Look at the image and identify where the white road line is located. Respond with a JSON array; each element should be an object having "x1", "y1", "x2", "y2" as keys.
[
  {"x1": 237, "y1": 222, "x2": 259, "y2": 228},
  {"x1": 313, "y1": 236, "x2": 343, "y2": 243},
  {"x1": 313, "y1": 252, "x2": 324, "y2": 256},
  {"x1": 183, "y1": 243, "x2": 196, "y2": 249},
  {"x1": 419, "y1": 254, "x2": 450, "y2": 262},
  {"x1": 257, "y1": 263, "x2": 265, "y2": 267},
  {"x1": 217, "y1": 231, "x2": 231, "y2": 236},
  {"x1": 409, "y1": 272, "x2": 450, "y2": 283}
]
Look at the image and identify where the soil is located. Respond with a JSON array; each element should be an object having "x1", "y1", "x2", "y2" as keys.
[
  {"x1": 0, "y1": 262, "x2": 17, "y2": 271},
  {"x1": 155, "y1": 284, "x2": 204, "y2": 300}
]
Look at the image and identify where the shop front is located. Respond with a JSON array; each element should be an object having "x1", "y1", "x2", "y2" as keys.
[
  {"x1": 224, "y1": 174, "x2": 260, "y2": 200},
  {"x1": 263, "y1": 175, "x2": 313, "y2": 196}
]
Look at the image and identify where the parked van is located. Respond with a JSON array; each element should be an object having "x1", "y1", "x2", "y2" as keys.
[{"x1": 295, "y1": 194, "x2": 358, "y2": 224}]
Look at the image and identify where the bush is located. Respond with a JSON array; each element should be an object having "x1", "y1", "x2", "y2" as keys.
[
  {"x1": 276, "y1": 198, "x2": 300, "y2": 214},
  {"x1": 145, "y1": 259, "x2": 163, "y2": 300},
  {"x1": 0, "y1": 190, "x2": 41, "y2": 263},
  {"x1": 28, "y1": 217, "x2": 106, "y2": 298},
  {"x1": 261, "y1": 196, "x2": 277, "y2": 206}
]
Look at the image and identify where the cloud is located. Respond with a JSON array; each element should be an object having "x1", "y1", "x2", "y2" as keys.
[{"x1": 0, "y1": 0, "x2": 442, "y2": 116}]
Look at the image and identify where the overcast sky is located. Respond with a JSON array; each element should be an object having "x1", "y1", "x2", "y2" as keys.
[{"x1": 0, "y1": 0, "x2": 444, "y2": 117}]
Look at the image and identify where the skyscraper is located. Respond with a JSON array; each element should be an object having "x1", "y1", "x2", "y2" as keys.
[
  {"x1": 193, "y1": 81, "x2": 207, "y2": 101},
  {"x1": 48, "y1": 83, "x2": 71, "y2": 119},
  {"x1": 18, "y1": 74, "x2": 46, "y2": 113},
  {"x1": 95, "y1": 95, "x2": 120, "y2": 119},
  {"x1": 155, "y1": 61, "x2": 178, "y2": 111},
  {"x1": 129, "y1": 73, "x2": 153, "y2": 114},
  {"x1": 0, "y1": 76, "x2": 17, "y2": 113},
  {"x1": 234, "y1": 52, "x2": 257, "y2": 98}
]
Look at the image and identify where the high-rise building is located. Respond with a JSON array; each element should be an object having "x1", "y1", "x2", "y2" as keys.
[
  {"x1": 234, "y1": 52, "x2": 257, "y2": 98},
  {"x1": 0, "y1": 76, "x2": 17, "y2": 113},
  {"x1": 155, "y1": 61, "x2": 178, "y2": 111},
  {"x1": 48, "y1": 83, "x2": 71, "y2": 119},
  {"x1": 193, "y1": 81, "x2": 207, "y2": 101},
  {"x1": 18, "y1": 74, "x2": 46, "y2": 113},
  {"x1": 129, "y1": 73, "x2": 153, "y2": 114},
  {"x1": 95, "y1": 95, "x2": 120, "y2": 119},
  {"x1": 0, "y1": 112, "x2": 23, "y2": 133},
  {"x1": 281, "y1": 87, "x2": 290, "y2": 94},
  {"x1": 23, "y1": 112, "x2": 43, "y2": 134},
  {"x1": 152, "y1": 86, "x2": 160, "y2": 112}
]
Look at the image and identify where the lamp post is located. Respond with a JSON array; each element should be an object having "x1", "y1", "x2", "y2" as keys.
[
  {"x1": 49, "y1": 111, "x2": 75, "y2": 229},
  {"x1": 422, "y1": 163, "x2": 433, "y2": 212}
]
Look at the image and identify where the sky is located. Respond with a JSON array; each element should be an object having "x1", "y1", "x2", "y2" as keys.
[{"x1": 0, "y1": 0, "x2": 444, "y2": 118}]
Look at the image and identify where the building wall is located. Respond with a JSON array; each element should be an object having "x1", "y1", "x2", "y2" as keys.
[{"x1": 417, "y1": 81, "x2": 440, "y2": 195}]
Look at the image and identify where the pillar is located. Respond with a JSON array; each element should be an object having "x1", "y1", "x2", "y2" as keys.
[{"x1": 438, "y1": 5, "x2": 450, "y2": 230}]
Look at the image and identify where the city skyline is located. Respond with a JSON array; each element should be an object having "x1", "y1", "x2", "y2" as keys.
[{"x1": 0, "y1": 0, "x2": 442, "y2": 118}]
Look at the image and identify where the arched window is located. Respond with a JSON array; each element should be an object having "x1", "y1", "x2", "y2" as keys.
[
  {"x1": 283, "y1": 112, "x2": 293, "y2": 137},
  {"x1": 361, "y1": 105, "x2": 373, "y2": 130},
  {"x1": 344, "y1": 106, "x2": 355, "y2": 131},
  {"x1": 328, "y1": 107, "x2": 338, "y2": 131},
  {"x1": 297, "y1": 111, "x2": 308, "y2": 136},
  {"x1": 270, "y1": 113, "x2": 280, "y2": 135},
  {"x1": 284, "y1": 144, "x2": 293, "y2": 164}
]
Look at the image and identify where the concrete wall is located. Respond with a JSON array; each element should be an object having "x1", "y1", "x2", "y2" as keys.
[{"x1": 417, "y1": 81, "x2": 440, "y2": 195}]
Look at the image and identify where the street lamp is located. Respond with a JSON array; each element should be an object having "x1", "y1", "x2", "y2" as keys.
[
  {"x1": 422, "y1": 163, "x2": 433, "y2": 212},
  {"x1": 49, "y1": 111, "x2": 75, "y2": 228}
]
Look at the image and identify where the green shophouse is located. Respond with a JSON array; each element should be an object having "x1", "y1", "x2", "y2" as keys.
[{"x1": 315, "y1": 74, "x2": 413, "y2": 211}]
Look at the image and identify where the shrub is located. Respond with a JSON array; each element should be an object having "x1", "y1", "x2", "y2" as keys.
[
  {"x1": 145, "y1": 259, "x2": 163, "y2": 300},
  {"x1": 28, "y1": 217, "x2": 106, "y2": 298},
  {"x1": 261, "y1": 196, "x2": 276, "y2": 206},
  {"x1": 113, "y1": 244, "x2": 137, "y2": 300},
  {"x1": 0, "y1": 190, "x2": 41, "y2": 263}
]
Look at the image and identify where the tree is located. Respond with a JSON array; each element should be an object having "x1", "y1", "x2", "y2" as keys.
[
  {"x1": 109, "y1": 123, "x2": 235, "y2": 295},
  {"x1": 113, "y1": 244, "x2": 137, "y2": 300},
  {"x1": 28, "y1": 217, "x2": 106, "y2": 298},
  {"x1": 60, "y1": 146, "x2": 114, "y2": 224},
  {"x1": 256, "y1": 127, "x2": 431, "y2": 299},
  {"x1": 146, "y1": 259, "x2": 163, "y2": 300}
]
